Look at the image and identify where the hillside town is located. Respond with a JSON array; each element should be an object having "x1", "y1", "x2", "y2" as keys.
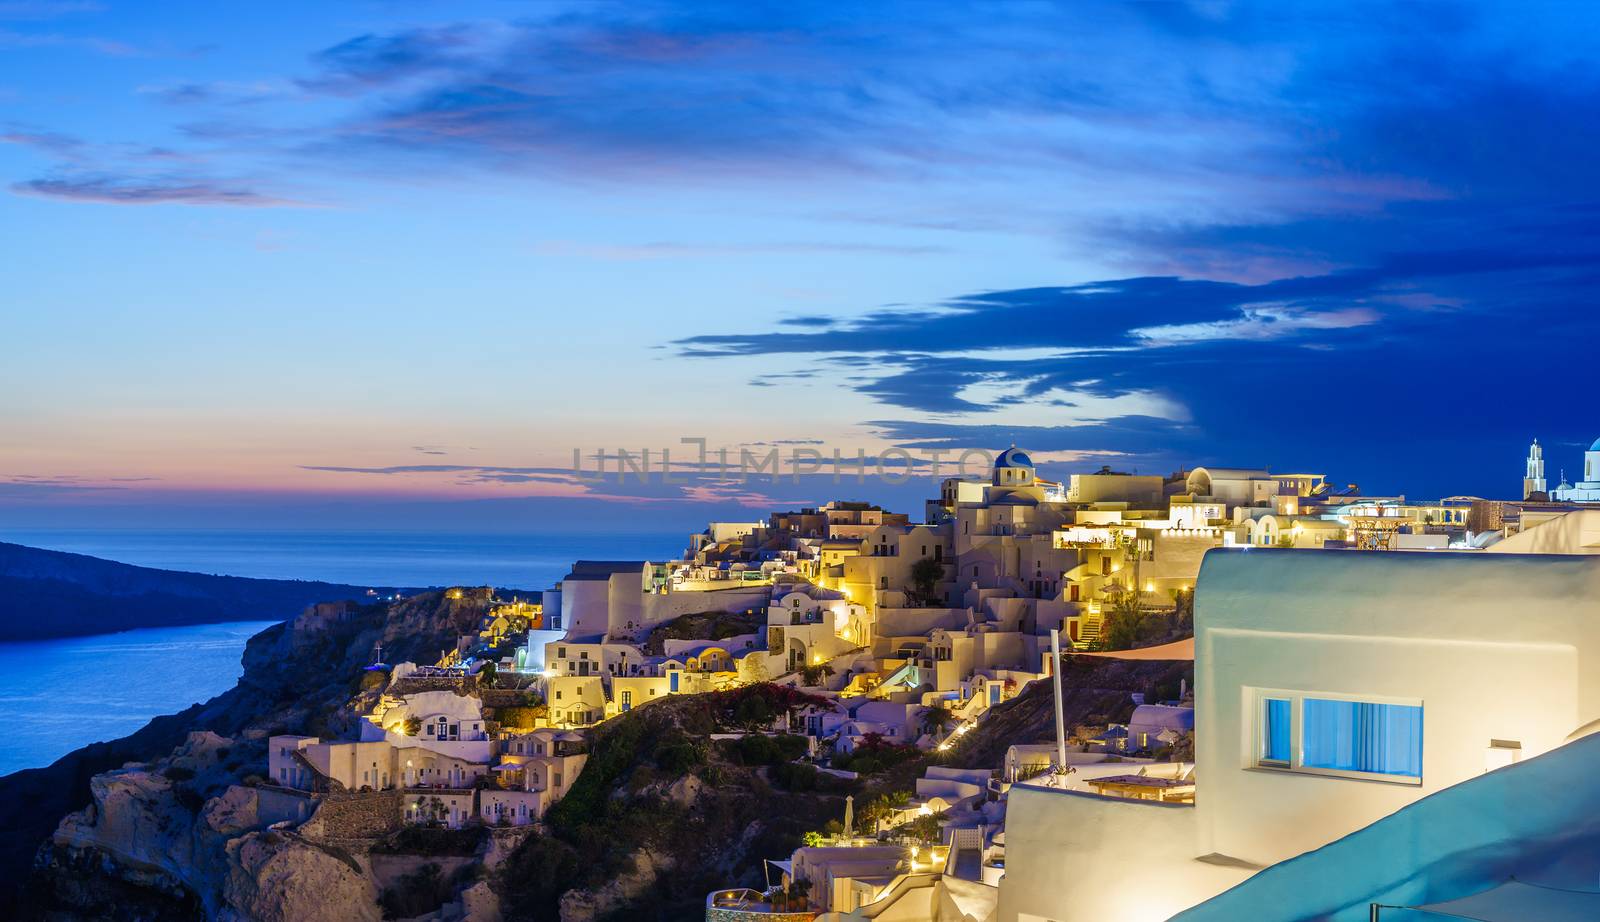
[{"x1": 244, "y1": 443, "x2": 1600, "y2": 922}]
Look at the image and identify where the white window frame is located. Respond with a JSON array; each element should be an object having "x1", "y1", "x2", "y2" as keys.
[{"x1": 1248, "y1": 687, "x2": 1424, "y2": 786}]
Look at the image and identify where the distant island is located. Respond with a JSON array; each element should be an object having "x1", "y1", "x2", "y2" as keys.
[{"x1": 0, "y1": 541, "x2": 414, "y2": 642}]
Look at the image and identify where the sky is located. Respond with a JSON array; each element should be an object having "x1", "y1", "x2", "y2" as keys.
[{"x1": 3, "y1": 0, "x2": 1599, "y2": 534}]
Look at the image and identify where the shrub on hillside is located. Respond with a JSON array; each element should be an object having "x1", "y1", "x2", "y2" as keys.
[
  {"x1": 729, "y1": 733, "x2": 809, "y2": 766},
  {"x1": 371, "y1": 825, "x2": 486, "y2": 857}
]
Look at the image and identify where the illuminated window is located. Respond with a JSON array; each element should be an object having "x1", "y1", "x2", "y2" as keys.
[
  {"x1": 1252, "y1": 688, "x2": 1422, "y2": 783},
  {"x1": 1261, "y1": 697, "x2": 1291, "y2": 765}
]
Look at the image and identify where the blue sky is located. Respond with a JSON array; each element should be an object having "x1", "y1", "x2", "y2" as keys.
[{"x1": 2, "y1": 1, "x2": 1598, "y2": 533}]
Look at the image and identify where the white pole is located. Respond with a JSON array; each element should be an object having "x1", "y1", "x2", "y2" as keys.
[{"x1": 1050, "y1": 629, "x2": 1067, "y2": 773}]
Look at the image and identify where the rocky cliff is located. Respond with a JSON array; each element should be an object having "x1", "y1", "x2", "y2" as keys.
[{"x1": 8, "y1": 588, "x2": 501, "y2": 921}]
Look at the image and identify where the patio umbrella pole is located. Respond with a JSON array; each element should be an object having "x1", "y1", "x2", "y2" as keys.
[{"x1": 1051, "y1": 629, "x2": 1067, "y2": 772}]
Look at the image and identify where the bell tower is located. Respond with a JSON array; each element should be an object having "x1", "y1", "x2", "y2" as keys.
[{"x1": 1523, "y1": 438, "x2": 1547, "y2": 499}]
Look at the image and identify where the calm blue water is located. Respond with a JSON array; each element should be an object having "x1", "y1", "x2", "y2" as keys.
[
  {"x1": 0, "y1": 620, "x2": 276, "y2": 776},
  {"x1": 0, "y1": 529, "x2": 688, "y2": 589},
  {"x1": 0, "y1": 529, "x2": 689, "y2": 775}
]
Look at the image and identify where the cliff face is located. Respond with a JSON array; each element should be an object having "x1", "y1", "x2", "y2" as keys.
[
  {"x1": 7, "y1": 589, "x2": 500, "y2": 920},
  {"x1": 35, "y1": 732, "x2": 381, "y2": 922}
]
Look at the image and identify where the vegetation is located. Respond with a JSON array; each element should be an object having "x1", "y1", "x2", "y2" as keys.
[
  {"x1": 856, "y1": 790, "x2": 911, "y2": 833},
  {"x1": 910, "y1": 557, "x2": 944, "y2": 604},
  {"x1": 1097, "y1": 587, "x2": 1194, "y2": 651},
  {"x1": 403, "y1": 716, "x2": 422, "y2": 737},
  {"x1": 494, "y1": 688, "x2": 844, "y2": 921},
  {"x1": 798, "y1": 662, "x2": 835, "y2": 686},
  {"x1": 477, "y1": 661, "x2": 498, "y2": 689},
  {"x1": 723, "y1": 733, "x2": 809, "y2": 766},
  {"x1": 918, "y1": 704, "x2": 956, "y2": 740},
  {"x1": 831, "y1": 734, "x2": 920, "y2": 776},
  {"x1": 895, "y1": 810, "x2": 948, "y2": 846},
  {"x1": 765, "y1": 878, "x2": 814, "y2": 912},
  {"x1": 493, "y1": 704, "x2": 547, "y2": 729},
  {"x1": 371, "y1": 824, "x2": 486, "y2": 857}
]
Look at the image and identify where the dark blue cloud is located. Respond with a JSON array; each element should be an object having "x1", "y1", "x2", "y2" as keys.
[{"x1": 679, "y1": 233, "x2": 1600, "y2": 498}]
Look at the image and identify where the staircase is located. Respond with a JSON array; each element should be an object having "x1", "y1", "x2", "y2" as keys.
[{"x1": 1075, "y1": 613, "x2": 1104, "y2": 649}]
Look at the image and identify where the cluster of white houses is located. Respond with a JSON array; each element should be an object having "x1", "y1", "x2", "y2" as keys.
[
  {"x1": 269, "y1": 685, "x2": 589, "y2": 829},
  {"x1": 268, "y1": 443, "x2": 1600, "y2": 921}
]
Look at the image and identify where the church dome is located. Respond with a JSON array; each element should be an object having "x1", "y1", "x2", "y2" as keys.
[
  {"x1": 1590, "y1": 437, "x2": 1600, "y2": 451},
  {"x1": 995, "y1": 447, "x2": 1033, "y2": 468}
]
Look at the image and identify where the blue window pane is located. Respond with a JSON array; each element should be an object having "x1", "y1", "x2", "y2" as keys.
[
  {"x1": 1263, "y1": 698, "x2": 1292, "y2": 763},
  {"x1": 1302, "y1": 699, "x2": 1422, "y2": 777}
]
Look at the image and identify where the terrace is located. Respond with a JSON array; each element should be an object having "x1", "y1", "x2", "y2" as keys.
[{"x1": 704, "y1": 889, "x2": 815, "y2": 922}]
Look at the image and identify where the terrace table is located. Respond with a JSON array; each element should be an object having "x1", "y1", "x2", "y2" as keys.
[{"x1": 1083, "y1": 774, "x2": 1195, "y2": 803}]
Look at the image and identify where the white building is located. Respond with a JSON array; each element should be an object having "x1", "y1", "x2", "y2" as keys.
[
  {"x1": 998, "y1": 548, "x2": 1600, "y2": 922},
  {"x1": 1550, "y1": 436, "x2": 1600, "y2": 502},
  {"x1": 362, "y1": 690, "x2": 493, "y2": 763}
]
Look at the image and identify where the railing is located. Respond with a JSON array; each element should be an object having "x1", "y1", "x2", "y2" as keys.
[
  {"x1": 703, "y1": 889, "x2": 817, "y2": 922},
  {"x1": 709, "y1": 889, "x2": 767, "y2": 909}
]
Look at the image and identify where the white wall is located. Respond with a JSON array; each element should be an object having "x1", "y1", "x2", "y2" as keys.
[
  {"x1": 996, "y1": 785, "x2": 1251, "y2": 922},
  {"x1": 1195, "y1": 549, "x2": 1600, "y2": 868},
  {"x1": 1172, "y1": 732, "x2": 1600, "y2": 922}
]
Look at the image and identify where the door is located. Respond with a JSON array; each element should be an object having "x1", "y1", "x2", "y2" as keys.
[
  {"x1": 621, "y1": 690, "x2": 632, "y2": 711},
  {"x1": 669, "y1": 672, "x2": 679, "y2": 692},
  {"x1": 989, "y1": 683, "x2": 1002, "y2": 705}
]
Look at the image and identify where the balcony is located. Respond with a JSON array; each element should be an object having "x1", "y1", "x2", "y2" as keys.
[{"x1": 704, "y1": 889, "x2": 815, "y2": 922}]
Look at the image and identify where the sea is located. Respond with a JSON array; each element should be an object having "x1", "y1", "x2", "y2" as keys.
[
  {"x1": 0, "y1": 529, "x2": 687, "y2": 775},
  {"x1": 0, "y1": 620, "x2": 276, "y2": 775}
]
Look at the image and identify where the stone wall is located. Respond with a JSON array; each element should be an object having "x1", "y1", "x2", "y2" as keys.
[
  {"x1": 300, "y1": 790, "x2": 402, "y2": 842},
  {"x1": 705, "y1": 907, "x2": 814, "y2": 922},
  {"x1": 388, "y1": 675, "x2": 477, "y2": 697},
  {"x1": 479, "y1": 688, "x2": 533, "y2": 709}
]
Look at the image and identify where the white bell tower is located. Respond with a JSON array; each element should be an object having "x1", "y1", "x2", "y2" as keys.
[{"x1": 1524, "y1": 438, "x2": 1547, "y2": 499}]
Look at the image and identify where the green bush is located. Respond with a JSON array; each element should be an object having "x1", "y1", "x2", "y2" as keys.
[
  {"x1": 371, "y1": 825, "x2": 486, "y2": 857},
  {"x1": 732, "y1": 733, "x2": 809, "y2": 766},
  {"x1": 769, "y1": 761, "x2": 818, "y2": 792},
  {"x1": 655, "y1": 741, "x2": 704, "y2": 774},
  {"x1": 734, "y1": 694, "x2": 773, "y2": 726}
]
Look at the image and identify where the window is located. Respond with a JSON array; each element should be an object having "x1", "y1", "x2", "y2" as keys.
[
  {"x1": 1261, "y1": 697, "x2": 1292, "y2": 765},
  {"x1": 1253, "y1": 689, "x2": 1422, "y2": 783},
  {"x1": 1303, "y1": 698, "x2": 1422, "y2": 777}
]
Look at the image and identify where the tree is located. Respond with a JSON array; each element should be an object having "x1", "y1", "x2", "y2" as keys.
[
  {"x1": 910, "y1": 557, "x2": 944, "y2": 605},
  {"x1": 1099, "y1": 589, "x2": 1151, "y2": 651},
  {"x1": 477, "y1": 661, "x2": 498, "y2": 689},
  {"x1": 919, "y1": 704, "x2": 955, "y2": 740},
  {"x1": 403, "y1": 716, "x2": 422, "y2": 737},
  {"x1": 799, "y1": 662, "x2": 835, "y2": 687},
  {"x1": 902, "y1": 810, "x2": 947, "y2": 846},
  {"x1": 1172, "y1": 588, "x2": 1194, "y2": 632},
  {"x1": 860, "y1": 790, "x2": 911, "y2": 832},
  {"x1": 734, "y1": 694, "x2": 774, "y2": 727}
]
